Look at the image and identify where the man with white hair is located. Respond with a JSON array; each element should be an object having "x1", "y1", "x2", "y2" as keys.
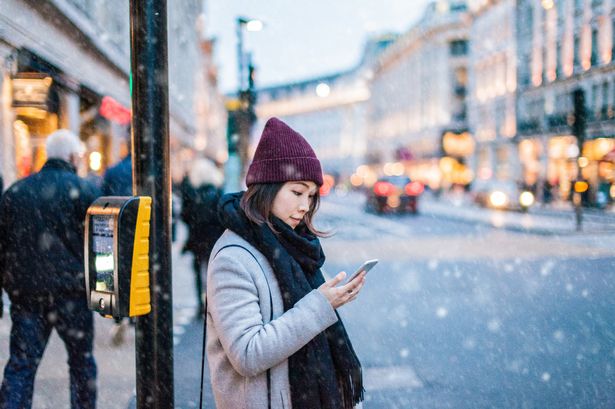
[{"x1": 0, "y1": 129, "x2": 100, "y2": 408}]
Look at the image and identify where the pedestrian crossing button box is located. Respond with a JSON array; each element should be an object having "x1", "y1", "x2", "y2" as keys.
[{"x1": 85, "y1": 196, "x2": 152, "y2": 319}]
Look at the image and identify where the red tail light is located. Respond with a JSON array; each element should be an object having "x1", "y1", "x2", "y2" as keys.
[
  {"x1": 373, "y1": 181, "x2": 394, "y2": 196},
  {"x1": 405, "y1": 181, "x2": 424, "y2": 196},
  {"x1": 319, "y1": 184, "x2": 331, "y2": 196}
]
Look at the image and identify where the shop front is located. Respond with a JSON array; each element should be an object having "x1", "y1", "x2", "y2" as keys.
[
  {"x1": 581, "y1": 137, "x2": 615, "y2": 207},
  {"x1": 439, "y1": 130, "x2": 475, "y2": 190},
  {"x1": 7, "y1": 50, "x2": 131, "y2": 185},
  {"x1": 81, "y1": 91, "x2": 132, "y2": 185},
  {"x1": 546, "y1": 135, "x2": 578, "y2": 202},
  {"x1": 11, "y1": 70, "x2": 61, "y2": 178}
]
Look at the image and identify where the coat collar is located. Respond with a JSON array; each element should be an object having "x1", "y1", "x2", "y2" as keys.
[{"x1": 41, "y1": 158, "x2": 77, "y2": 174}]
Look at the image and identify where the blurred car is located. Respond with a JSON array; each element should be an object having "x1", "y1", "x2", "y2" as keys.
[
  {"x1": 365, "y1": 176, "x2": 424, "y2": 214},
  {"x1": 471, "y1": 180, "x2": 535, "y2": 211}
]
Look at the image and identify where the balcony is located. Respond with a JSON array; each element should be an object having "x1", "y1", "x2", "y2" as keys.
[
  {"x1": 546, "y1": 113, "x2": 570, "y2": 130},
  {"x1": 517, "y1": 118, "x2": 541, "y2": 135}
]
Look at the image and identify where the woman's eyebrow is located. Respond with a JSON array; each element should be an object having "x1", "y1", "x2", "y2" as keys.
[{"x1": 291, "y1": 182, "x2": 317, "y2": 194}]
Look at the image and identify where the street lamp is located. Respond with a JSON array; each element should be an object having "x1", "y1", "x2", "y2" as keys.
[
  {"x1": 234, "y1": 16, "x2": 262, "y2": 188},
  {"x1": 236, "y1": 17, "x2": 263, "y2": 94}
]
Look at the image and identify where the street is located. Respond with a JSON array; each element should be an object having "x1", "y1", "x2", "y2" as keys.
[
  {"x1": 1, "y1": 193, "x2": 615, "y2": 408},
  {"x1": 174, "y1": 192, "x2": 615, "y2": 408},
  {"x1": 319, "y1": 193, "x2": 615, "y2": 408}
]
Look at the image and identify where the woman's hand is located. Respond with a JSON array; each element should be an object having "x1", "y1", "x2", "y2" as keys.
[{"x1": 318, "y1": 271, "x2": 366, "y2": 309}]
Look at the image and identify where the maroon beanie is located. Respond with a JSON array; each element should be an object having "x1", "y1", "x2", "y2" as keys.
[{"x1": 246, "y1": 118, "x2": 323, "y2": 187}]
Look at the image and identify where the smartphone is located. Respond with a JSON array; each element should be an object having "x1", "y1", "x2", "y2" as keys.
[{"x1": 347, "y1": 259, "x2": 379, "y2": 282}]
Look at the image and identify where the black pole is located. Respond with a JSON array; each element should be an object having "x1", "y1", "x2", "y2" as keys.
[
  {"x1": 236, "y1": 17, "x2": 245, "y2": 94},
  {"x1": 572, "y1": 88, "x2": 586, "y2": 232},
  {"x1": 129, "y1": 1, "x2": 174, "y2": 408}
]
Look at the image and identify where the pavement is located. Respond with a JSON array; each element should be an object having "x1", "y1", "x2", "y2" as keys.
[
  {"x1": 1, "y1": 191, "x2": 614, "y2": 408},
  {"x1": 422, "y1": 192, "x2": 615, "y2": 236},
  {"x1": 0, "y1": 221, "x2": 202, "y2": 409},
  {"x1": 328, "y1": 189, "x2": 615, "y2": 237}
]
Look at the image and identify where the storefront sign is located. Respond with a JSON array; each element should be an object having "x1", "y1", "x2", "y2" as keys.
[
  {"x1": 442, "y1": 131, "x2": 475, "y2": 158},
  {"x1": 11, "y1": 74, "x2": 52, "y2": 109},
  {"x1": 100, "y1": 96, "x2": 131, "y2": 125}
]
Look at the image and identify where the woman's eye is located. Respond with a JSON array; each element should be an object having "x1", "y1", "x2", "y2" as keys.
[{"x1": 292, "y1": 191, "x2": 302, "y2": 196}]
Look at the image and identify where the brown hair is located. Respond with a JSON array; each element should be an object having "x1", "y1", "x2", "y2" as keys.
[{"x1": 240, "y1": 182, "x2": 329, "y2": 237}]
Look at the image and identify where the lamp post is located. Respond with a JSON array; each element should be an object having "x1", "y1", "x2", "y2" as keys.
[
  {"x1": 234, "y1": 16, "x2": 262, "y2": 187},
  {"x1": 571, "y1": 88, "x2": 587, "y2": 231},
  {"x1": 236, "y1": 17, "x2": 263, "y2": 92}
]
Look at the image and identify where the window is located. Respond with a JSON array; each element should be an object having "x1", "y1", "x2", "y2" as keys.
[
  {"x1": 592, "y1": 83, "x2": 600, "y2": 119},
  {"x1": 600, "y1": 81, "x2": 609, "y2": 119},
  {"x1": 556, "y1": 42, "x2": 562, "y2": 78},
  {"x1": 557, "y1": 0, "x2": 565, "y2": 19},
  {"x1": 450, "y1": 40, "x2": 468, "y2": 56},
  {"x1": 573, "y1": 35, "x2": 580, "y2": 68},
  {"x1": 591, "y1": 28, "x2": 599, "y2": 66}
]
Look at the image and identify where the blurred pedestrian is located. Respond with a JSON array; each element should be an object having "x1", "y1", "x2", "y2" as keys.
[
  {"x1": 0, "y1": 129, "x2": 99, "y2": 409},
  {"x1": 206, "y1": 118, "x2": 365, "y2": 409},
  {"x1": 101, "y1": 151, "x2": 132, "y2": 196},
  {"x1": 179, "y1": 157, "x2": 225, "y2": 318}
]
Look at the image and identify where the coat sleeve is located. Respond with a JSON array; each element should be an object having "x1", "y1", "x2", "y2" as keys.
[
  {"x1": 207, "y1": 247, "x2": 338, "y2": 378},
  {"x1": 0, "y1": 194, "x2": 7, "y2": 293}
]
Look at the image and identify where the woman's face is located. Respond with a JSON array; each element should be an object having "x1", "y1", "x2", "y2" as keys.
[{"x1": 271, "y1": 181, "x2": 318, "y2": 229}]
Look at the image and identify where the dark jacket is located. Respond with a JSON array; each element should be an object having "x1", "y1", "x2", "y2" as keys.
[
  {"x1": 180, "y1": 177, "x2": 224, "y2": 259},
  {"x1": 102, "y1": 155, "x2": 132, "y2": 196},
  {"x1": 0, "y1": 159, "x2": 100, "y2": 301}
]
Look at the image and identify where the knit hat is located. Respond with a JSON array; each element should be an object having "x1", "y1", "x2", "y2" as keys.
[{"x1": 246, "y1": 118, "x2": 323, "y2": 186}]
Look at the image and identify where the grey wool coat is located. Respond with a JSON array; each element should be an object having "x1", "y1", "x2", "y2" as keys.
[{"x1": 206, "y1": 229, "x2": 339, "y2": 409}]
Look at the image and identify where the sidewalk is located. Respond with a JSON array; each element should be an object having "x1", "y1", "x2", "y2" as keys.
[
  {"x1": 0, "y1": 298, "x2": 137, "y2": 409},
  {"x1": 0, "y1": 221, "x2": 201, "y2": 409},
  {"x1": 421, "y1": 192, "x2": 615, "y2": 235}
]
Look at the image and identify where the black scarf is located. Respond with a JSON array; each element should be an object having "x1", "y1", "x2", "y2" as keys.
[{"x1": 218, "y1": 192, "x2": 364, "y2": 409}]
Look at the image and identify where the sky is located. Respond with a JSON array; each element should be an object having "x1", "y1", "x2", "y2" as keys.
[{"x1": 206, "y1": 0, "x2": 432, "y2": 94}]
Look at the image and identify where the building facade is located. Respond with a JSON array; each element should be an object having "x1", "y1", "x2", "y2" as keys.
[
  {"x1": 366, "y1": 1, "x2": 470, "y2": 190},
  {"x1": 254, "y1": 35, "x2": 396, "y2": 183},
  {"x1": 0, "y1": 0, "x2": 226, "y2": 188},
  {"x1": 516, "y1": 0, "x2": 615, "y2": 205},
  {"x1": 467, "y1": 0, "x2": 519, "y2": 184}
]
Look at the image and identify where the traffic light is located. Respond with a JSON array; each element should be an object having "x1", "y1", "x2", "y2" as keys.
[
  {"x1": 226, "y1": 110, "x2": 238, "y2": 153},
  {"x1": 248, "y1": 63, "x2": 256, "y2": 91}
]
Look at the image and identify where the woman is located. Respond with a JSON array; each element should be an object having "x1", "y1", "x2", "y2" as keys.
[
  {"x1": 207, "y1": 117, "x2": 365, "y2": 409},
  {"x1": 180, "y1": 157, "x2": 225, "y2": 317}
]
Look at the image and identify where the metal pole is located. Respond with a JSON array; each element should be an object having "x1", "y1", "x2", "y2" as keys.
[
  {"x1": 572, "y1": 88, "x2": 586, "y2": 232},
  {"x1": 236, "y1": 18, "x2": 244, "y2": 94},
  {"x1": 129, "y1": 1, "x2": 174, "y2": 408}
]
